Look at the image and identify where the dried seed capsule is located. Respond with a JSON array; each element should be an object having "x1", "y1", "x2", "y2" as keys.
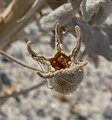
[
  {"x1": 47, "y1": 63, "x2": 85, "y2": 95},
  {"x1": 27, "y1": 23, "x2": 87, "y2": 95}
]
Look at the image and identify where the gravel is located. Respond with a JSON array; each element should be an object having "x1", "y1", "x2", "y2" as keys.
[{"x1": 0, "y1": 22, "x2": 112, "y2": 120}]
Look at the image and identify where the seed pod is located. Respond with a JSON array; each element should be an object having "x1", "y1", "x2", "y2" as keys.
[
  {"x1": 27, "y1": 23, "x2": 87, "y2": 95},
  {"x1": 46, "y1": 62, "x2": 86, "y2": 95}
]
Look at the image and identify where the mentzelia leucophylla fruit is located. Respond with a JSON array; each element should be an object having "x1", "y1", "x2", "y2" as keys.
[{"x1": 27, "y1": 23, "x2": 87, "y2": 95}]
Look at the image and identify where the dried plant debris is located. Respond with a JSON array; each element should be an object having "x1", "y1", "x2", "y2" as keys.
[
  {"x1": 0, "y1": 23, "x2": 87, "y2": 96},
  {"x1": 27, "y1": 23, "x2": 87, "y2": 95},
  {"x1": 47, "y1": 0, "x2": 68, "y2": 9},
  {"x1": 80, "y1": 0, "x2": 112, "y2": 25}
]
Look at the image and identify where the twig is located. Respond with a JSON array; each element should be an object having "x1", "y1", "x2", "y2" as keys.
[
  {"x1": 69, "y1": 0, "x2": 82, "y2": 10},
  {"x1": 80, "y1": 0, "x2": 112, "y2": 25},
  {"x1": 17, "y1": 0, "x2": 46, "y2": 22},
  {"x1": 39, "y1": 3, "x2": 73, "y2": 31},
  {"x1": 0, "y1": 0, "x2": 47, "y2": 49},
  {"x1": 0, "y1": 49, "x2": 43, "y2": 72},
  {"x1": 0, "y1": 81, "x2": 46, "y2": 99}
]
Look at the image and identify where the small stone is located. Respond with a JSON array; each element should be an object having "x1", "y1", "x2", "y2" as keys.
[
  {"x1": 0, "y1": 73, "x2": 12, "y2": 85},
  {"x1": 53, "y1": 116, "x2": 61, "y2": 120},
  {"x1": 77, "y1": 115, "x2": 87, "y2": 120},
  {"x1": 1, "y1": 56, "x2": 9, "y2": 63},
  {"x1": 36, "y1": 109, "x2": 46, "y2": 117},
  {"x1": 103, "y1": 106, "x2": 112, "y2": 119},
  {"x1": 0, "y1": 111, "x2": 7, "y2": 120}
]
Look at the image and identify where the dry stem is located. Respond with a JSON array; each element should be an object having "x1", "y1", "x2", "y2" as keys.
[
  {"x1": 0, "y1": 81, "x2": 46, "y2": 99},
  {"x1": 0, "y1": 49, "x2": 42, "y2": 72}
]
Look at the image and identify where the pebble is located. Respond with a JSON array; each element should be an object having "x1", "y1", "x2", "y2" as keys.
[
  {"x1": 53, "y1": 116, "x2": 61, "y2": 120},
  {"x1": 0, "y1": 18, "x2": 112, "y2": 120},
  {"x1": 36, "y1": 109, "x2": 46, "y2": 117},
  {"x1": 103, "y1": 106, "x2": 112, "y2": 119}
]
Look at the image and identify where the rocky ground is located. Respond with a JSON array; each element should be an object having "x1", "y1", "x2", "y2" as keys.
[{"x1": 0, "y1": 22, "x2": 112, "y2": 120}]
